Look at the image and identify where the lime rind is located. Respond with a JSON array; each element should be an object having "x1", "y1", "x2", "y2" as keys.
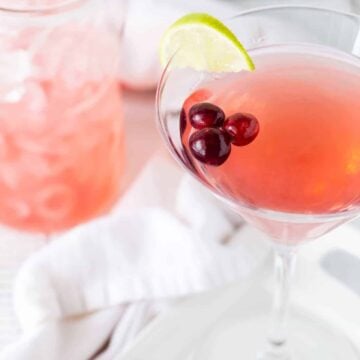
[{"x1": 160, "y1": 13, "x2": 255, "y2": 73}]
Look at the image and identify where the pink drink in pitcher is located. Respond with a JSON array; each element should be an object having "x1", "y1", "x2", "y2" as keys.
[{"x1": 0, "y1": 23, "x2": 124, "y2": 233}]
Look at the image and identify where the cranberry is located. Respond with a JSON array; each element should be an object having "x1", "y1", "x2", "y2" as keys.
[
  {"x1": 224, "y1": 113, "x2": 259, "y2": 146},
  {"x1": 180, "y1": 108, "x2": 186, "y2": 135},
  {"x1": 189, "y1": 128, "x2": 231, "y2": 166},
  {"x1": 189, "y1": 102, "x2": 225, "y2": 130}
]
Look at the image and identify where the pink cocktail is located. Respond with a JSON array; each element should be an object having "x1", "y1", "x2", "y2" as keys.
[
  {"x1": 181, "y1": 45, "x2": 360, "y2": 216},
  {"x1": 157, "y1": 7, "x2": 360, "y2": 359},
  {"x1": 0, "y1": 80, "x2": 124, "y2": 233},
  {"x1": 0, "y1": 2, "x2": 125, "y2": 233}
]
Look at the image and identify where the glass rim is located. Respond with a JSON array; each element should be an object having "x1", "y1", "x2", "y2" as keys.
[
  {"x1": 156, "y1": 4, "x2": 360, "y2": 224},
  {"x1": 229, "y1": 3, "x2": 360, "y2": 21},
  {"x1": 0, "y1": 0, "x2": 89, "y2": 15}
]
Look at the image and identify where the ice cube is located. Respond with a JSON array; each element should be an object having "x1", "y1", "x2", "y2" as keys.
[
  {"x1": 36, "y1": 183, "x2": 75, "y2": 221},
  {"x1": 14, "y1": 81, "x2": 48, "y2": 132},
  {"x1": 22, "y1": 81, "x2": 47, "y2": 114},
  {"x1": 1, "y1": 164, "x2": 20, "y2": 190},
  {"x1": 0, "y1": 50, "x2": 32, "y2": 103},
  {"x1": 3, "y1": 199, "x2": 31, "y2": 220}
]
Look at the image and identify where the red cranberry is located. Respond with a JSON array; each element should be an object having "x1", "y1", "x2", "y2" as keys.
[
  {"x1": 189, "y1": 103, "x2": 225, "y2": 130},
  {"x1": 180, "y1": 108, "x2": 186, "y2": 135},
  {"x1": 224, "y1": 113, "x2": 259, "y2": 146},
  {"x1": 189, "y1": 128, "x2": 231, "y2": 166}
]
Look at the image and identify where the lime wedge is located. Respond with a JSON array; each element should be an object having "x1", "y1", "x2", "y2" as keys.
[{"x1": 159, "y1": 13, "x2": 255, "y2": 72}]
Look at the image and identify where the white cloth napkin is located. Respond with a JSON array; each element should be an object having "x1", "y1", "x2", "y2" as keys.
[{"x1": 0, "y1": 154, "x2": 270, "y2": 359}]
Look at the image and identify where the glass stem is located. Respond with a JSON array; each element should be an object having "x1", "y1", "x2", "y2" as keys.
[{"x1": 260, "y1": 245, "x2": 297, "y2": 360}]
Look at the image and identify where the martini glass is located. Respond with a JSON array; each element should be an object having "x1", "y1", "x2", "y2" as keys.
[{"x1": 156, "y1": 6, "x2": 360, "y2": 360}]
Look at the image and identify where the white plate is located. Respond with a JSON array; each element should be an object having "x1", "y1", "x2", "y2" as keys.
[
  {"x1": 118, "y1": 249, "x2": 360, "y2": 360},
  {"x1": 117, "y1": 226, "x2": 360, "y2": 360},
  {"x1": 117, "y1": 260, "x2": 270, "y2": 360}
]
